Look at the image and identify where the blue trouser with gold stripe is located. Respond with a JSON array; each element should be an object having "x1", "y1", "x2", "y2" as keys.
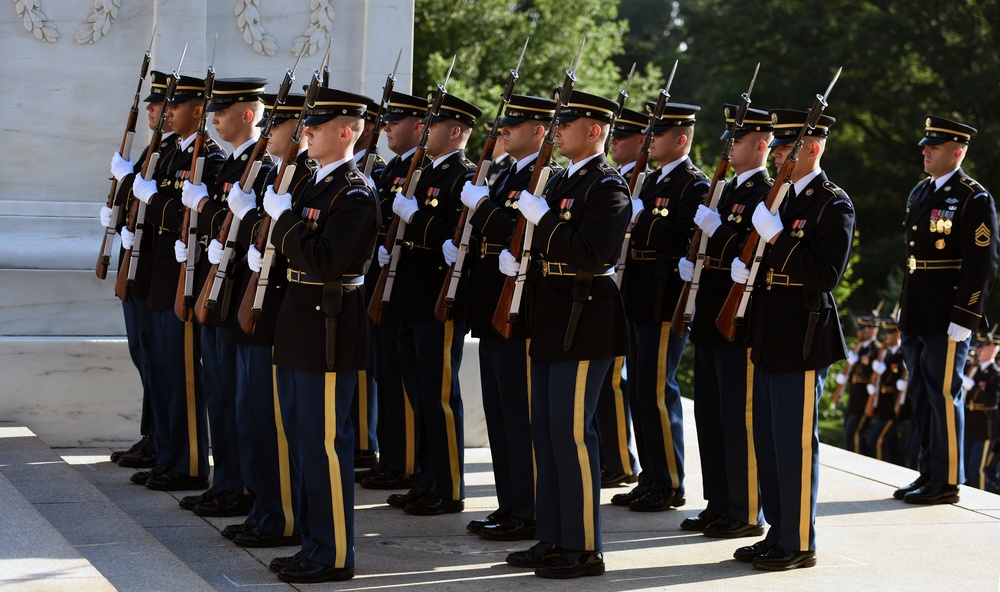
[
  {"x1": 479, "y1": 336, "x2": 534, "y2": 520},
  {"x1": 122, "y1": 295, "x2": 155, "y2": 437},
  {"x1": 371, "y1": 312, "x2": 416, "y2": 476},
  {"x1": 201, "y1": 324, "x2": 242, "y2": 493},
  {"x1": 694, "y1": 345, "x2": 762, "y2": 526},
  {"x1": 236, "y1": 344, "x2": 297, "y2": 536},
  {"x1": 532, "y1": 359, "x2": 610, "y2": 552},
  {"x1": 276, "y1": 367, "x2": 355, "y2": 569},
  {"x1": 150, "y1": 310, "x2": 208, "y2": 478},
  {"x1": 352, "y1": 368, "x2": 378, "y2": 456},
  {"x1": 593, "y1": 356, "x2": 639, "y2": 479},
  {"x1": 843, "y1": 410, "x2": 871, "y2": 455},
  {"x1": 398, "y1": 319, "x2": 465, "y2": 500},
  {"x1": 901, "y1": 332, "x2": 967, "y2": 486},
  {"x1": 754, "y1": 367, "x2": 826, "y2": 552},
  {"x1": 963, "y1": 431, "x2": 993, "y2": 491},
  {"x1": 866, "y1": 418, "x2": 901, "y2": 464},
  {"x1": 627, "y1": 321, "x2": 686, "y2": 491}
]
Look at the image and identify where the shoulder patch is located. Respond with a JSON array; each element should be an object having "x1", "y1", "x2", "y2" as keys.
[
  {"x1": 830, "y1": 196, "x2": 853, "y2": 211},
  {"x1": 599, "y1": 174, "x2": 623, "y2": 185},
  {"x1": 346, "y1": 186, "x2": 371, "y2": 198}
]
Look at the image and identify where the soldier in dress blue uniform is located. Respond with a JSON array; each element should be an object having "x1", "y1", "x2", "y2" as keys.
[
  {"x1": 833, "y1": 314, "x2": 881, "y2": 454},
  {"x1": 865, "y1": 318, "x2": 907, "y2": 465},
  {"x1": 382, "y1": 92, "x2": 482, "y2": 516},
  {"x1": 961, "y1": 331, "x2": 1000, "y2": 492},
  {"x1": 613, "y1": 101, "x2": 709, "y2": 513},
  {"x1": 130, "y1": 74, "x2": 226, "y2": 492},
  {"x1": 104, "y1": 70, "x2": 178, "y2": 470},
  {"x1": 677, "y1": 105, "x2": 772, "y2": 537},
  {"x1": 359, "y1": 92, "x2": 427, "y2": 490},
  {"x1": 894, "y1": 116, "x2": 999, "y2": 505},
  {"x1": 459, "y1": 95, "x2": 559, "y2": 541},
  {"x1": 260, "y1": 87, "x2": 379, "y2": 583},
  {"x1": 502, "y1": 90, "x2": 630, "y2": 579},
  {"x1": 729, "y1": 108, "x2": 854, "y2": 570}
]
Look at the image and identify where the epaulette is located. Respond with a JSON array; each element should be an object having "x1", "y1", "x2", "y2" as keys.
[
  {"x1": 345, "y1": 170, "x2": 368, "y2": 187},
  {"x1": 765, "y1": 177, "x2": 775, "y2": 187},
  {"x1": 685, "y1": 165, "x2": 709, "y2": 181},
  {"x1": 459, "y1": 156, "x2": 476, "y2": 171},
  {"x1": 960, "y1": 176, "x2": 988, "y2": 195}
]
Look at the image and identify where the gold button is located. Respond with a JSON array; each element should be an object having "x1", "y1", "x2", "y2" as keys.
[
  {"x1": 912, "y1": 225, "x2": 918, "y2": 231},
  {"x1": 909, "y1": 241, "x2": 915, "y2": 246},
  {"x1": 315, "y1": 306, "x2": 321, "y2": 311}
]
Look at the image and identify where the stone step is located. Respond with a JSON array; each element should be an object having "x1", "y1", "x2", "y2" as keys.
[
  {"x1": 0, "y1": 422, "x2": 216, "y2": 592},
  {"x1": 0, "y1": 215, "x2": 109, "y2": 271},
  {"x1": 0, "y1": 270, "x2": 125, "y2": 337}
]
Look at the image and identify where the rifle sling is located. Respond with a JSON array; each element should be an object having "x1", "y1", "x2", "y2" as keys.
[
  {"x1": 322, "y1": 279, "x2": 344, "y2": 371},
  {"x1": 564, "y1": 270, "x2": 595, "y2": 351}
]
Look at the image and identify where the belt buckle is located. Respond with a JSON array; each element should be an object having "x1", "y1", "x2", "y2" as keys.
[
  {"x1": 541, "y1": 262, "x2": 549, "y2": 277},
  {"x1": 907, "y1": 255, "x2": 916, "y2": 273},
  {"x1": 765, "y1": 268, "x2": 774, "y2": 287}
]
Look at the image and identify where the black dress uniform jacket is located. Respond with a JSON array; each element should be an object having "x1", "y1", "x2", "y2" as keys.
[
  {"x1": 364, "y1": 152, "x2": 415, "y2": 299},
  {"x1": 690, "y1": 170, "x2": 772, "y2": 348},
  {"x1": 529, "y1": 154, "x2": 631, "y2": 363},
  {"x1": 898, "y1": 168, "x2": 999, "y2": 334},
  {"x1": 847, "y1": 340, "x2": 881, "y2": 416},
  {"x1": 270, "y1": 160, "x2": 379, "y2": 372},
  {"x1": 394, "y1": 151, "x2": 476, "y2": 322},
  {"x1": 874, "y1": 346, "x2": 906, "y2": 421},
  {"x1": 623, "y1": 157, "x2": 709, "y2": 323},
  {"x1": 748, "y1": 172, "x2": 854, "y2": 374}
]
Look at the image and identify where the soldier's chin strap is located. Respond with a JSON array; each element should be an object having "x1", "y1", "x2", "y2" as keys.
[{"x1": 564, "y1": 270, "x2": 594, "y2": 351}]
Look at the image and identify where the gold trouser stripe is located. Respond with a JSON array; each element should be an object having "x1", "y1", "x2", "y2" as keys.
[
  {"x1": 324, "y1": 373, "x2": 348, "y2": 568},
  {"x1": 358, "y1": 370, "x2": 369, "y2": 450},
  {"x1": 657, "y1": 323, "x2": 680, "y2": 487},
  {"x1": 744, "y1": 351, "x2": 759, "y2": 525},
  {"x1": 874, "y1": 420, "x2": 895, "y2": 461},
  {"x1": 526, "y1": 338, "x2": 537, "y2": 498},
  {"x1": 184, "y1": 321, "x2": 198, "y2": 476},
  {"x1": 799, "y1": 371, "x2": 816, "y2": 551},
  {"x1": 441, "y1": 320, "x2": 462, "y2": 500},
  {"x1": 975, "y1": 441, "x2": 990, "y2": 489},
  {"x1": 854, "y1": 416, "x2": 870, "y2": 452},
  {"x1": 943, "y1": 339, "x2": 958, "y2": 484},
  {"x1": 611, "y1": 356, "x2": 632, "y2": 476},
  {"x1": 271, "y1": 359, "x2": 295, "y2": 537},
  {"x1": 573, "y1": 361, "x2": 595, "y2": 550},
  {"x1": 403, "y1": 385, "x2": 415, "y2": 475}
]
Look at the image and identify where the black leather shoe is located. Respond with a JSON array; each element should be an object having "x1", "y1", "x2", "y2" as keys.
[
  {"x1": 145, "y1": 471, "x2": 210, "y2": 491},
  {"x1": 904, "y1": 483, "x2": 960, "y2": 505},
  {"x1": 117, "y1": 446, "x2": 158, "y2": 468},
  {"x1": 404, "y1": 493, "x2": 464, "y2": 516},
  {"x1": 269, "y1": 550, "x2": 308, "y2": 573},
  {"x1": 506, "y1": 542, "x2": 562, "y2": 568},
  {"x1": 703, "y1": 516, "x2": 765, "y2": 538},
  {"x1": 479, "y1": 516, "x2": 536, "y2": 541},
  {"x1": 194, "y1": 492, "x2": 253, "y2": 517},
  {"x1": 354, "y1": 463, "x2": 381, "y2": 483},
  {"x1": 179, "y1": 486, "x2": 225, "y2": 510},
  {"x1": 221, "y1": 518, "x2": 257, "y2": 540},
  {"x1": 535, "y1": 550, "x2": 605, "y2": 579},
  {"x1": 611, "y1": 485, "x2": 648, "y2": 507},
  {"x1": 733, "y1": 539, "x2": 774, "y2": 563},
  {"x1": 601, "y1": 470, "x2": 639, "y2": 488},
  {"x1": 387, "y1": 488, "x2": 428, "y2": 509},
  {"x1": 629, "y1": 487, "x2": 685, "y2": 512},
  {"x1": 277, "y1": 559, "x2": 354, "y2": 583},
  {"x1": 362, "y1": 469, "x2": 417, "y2": 490},
  {"x1": 752, "y1": 547, "x2": 817, "y2": 570},
  {"x1": 130, "y1": 465, "x2": 166, "y2": 485},
  {"x1": 467, "y1": 507, "x2": 511, "y2": 533},
  {"x1": 679, "y1": 510, "x2": 724, "y2": 531},
  {"x1": 111, "y1": 435, "x2": 154, "y2": 463},
  {"x1": 234, "y1": 526, "x2": 302, "y2": 548},
  {"x1": 354, "y1": 450, "x2": 378, "y2": 469},
  {"x1": 893, "y1": 474, "x2": 930, "y2": 500}
]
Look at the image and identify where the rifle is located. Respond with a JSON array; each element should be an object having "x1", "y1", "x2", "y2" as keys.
[
  {"x1": 236, "y1": 67, "x2": 324, "y2": 335},
  {"x1": 115, "y1": 45, "x2": 187, "y2": 301},
  {"x1": 716, "y1": 67, "x2": 842, "y2": 341},
  {"x1": 193, "y1": 51, "x2": 303, "y2": 325},
  {"x1": 97, "y1": 28, "x2": 155, "y2": 280},
  {"x1": 490, "y1": 39, "x2": 585, "y2": 339},
  {"x1": 366, "y1": 55, "x2": 456, "y2": 325},
  {"x1": 671, "y1": 63, "x2": 759, "y2": 337},
  {"x1": 603, "y1": 62, "x2": 636, "y2": 155},
  {"x1": 361, "y1": 47, "x2": 402, "y2": 177},
  {"x1": 174, "y1": 39, "x2": 217, "y2": 322},
  {"x1": 434, "y1": 38, "x2": 528, "y2": 323},
  {"x1": 613, "y1": 59, "x2": 677, "y2": 287}
]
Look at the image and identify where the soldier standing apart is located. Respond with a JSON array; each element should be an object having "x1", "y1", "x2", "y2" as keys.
[
  {"x1": 503, "y1": 91, "x2": 630, "y2": 578},
  {"x1": 730, "y1": 109, "x2": 854, "y2": 570},
  {"x1": 961, "y1": 331, "x2": 1000, "y2": 492},
  {"x1": 614, "y1": 102, "x2": 708, "y2": 512},
  {"x1": 261, "y1": 88, "x2": 379, "y2": 583},
  {"x1": 895, "y1": 116, "x2": 998, "y2": 504},
  {"x1": 865, "y1": 318, "x2": 907, "y2": 465},
  {"x1": 460, "y1": 95, "x2": 560, "y2": 541},
  {"x1": 833, "y1": 315, "x2": 880, "y2": 454},
  {"x1": 678, "y1": 105, "x2": 772, "y2": 537}
]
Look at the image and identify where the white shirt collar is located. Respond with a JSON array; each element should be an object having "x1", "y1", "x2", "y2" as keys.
[
  {"x1": 618, "y1": 161, "x2": 636, "y2": 176},
  {"x1": 432, "y1": 150, "x2": 460, "y2": 168},
  {"x1": 398, "y1": 146, "x2": 417, "y2": 160},
  {"x1": 233, "y1": 137, "x2": 258, "y2": 159},
  {"x1": 313, "y1": 155, "x2": 353, "y2": 184},
  {"x1": 161, "y1": 131, "x2": 176, "y2": 141},
  {"x1": 792, "y1": 169, "x2": 822, "y2": 196},
  {"x1": 735, "y1": 166, "x2": 767, "y2": 187},
  {"x1": 567, "y1": 152, "x2": 602, "y2": 177},
  {"x1": 933, "y1": 168, "x2": 959, "y2": 191},
  {"x1": 514, "y1": 151, "x2": 539, "y2": 173},
  {"x1": 179, "y1": 132, "x2": 198, "y2": 151},
  {"x1": 656, "y1": 155, "x2": 689, "y2": 184}
]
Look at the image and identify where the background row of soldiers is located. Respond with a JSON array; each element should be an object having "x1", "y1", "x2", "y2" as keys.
[{"x1": 98, "y1": 45, "x2": 996, "y2": 581}]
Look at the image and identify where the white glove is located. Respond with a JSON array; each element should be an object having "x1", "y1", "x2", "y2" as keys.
[
  {"x1": 694, "y1": 204, "x2": 722, "y2": 237},
  {"x1": 962, "y1": 375, "x2": 975, "y2": 391},
  {"x1": 99, "y1": 205, "x2": 113, "y2": 228},
  {"x1": 499, "y1": 249, "x2": 519, "y2": 277},
  {"x1": 263, "y1": 185, "x2": 292, "y2": 220},
  {"x1": 835, "y1": 373, "x2": 847, "y2": 385},
  {"x1": 517, "y1": 190, "x2": 549, "y2": 225},
  {"x1": 730, "y1": 257, "x2": 749, "y2": 284},
  {"x1": 174, "y1": 239, "x2": 188, "y2": 263},
  {"x1": 678, "y1": 257, "x2": 694, "y2": 282},
  {"x1": 181, "y1": 181, "x2": 208, "y2": 210},
  {"x1": 121, "y1": 227, "x2": 135, "y2": 249},
  {"x1": 442, "y1": 239, "x2": 458, "y2": 266},
  {"x1": 630, "y1": 198, "x2": 643, "y2": 222},
  {"x1": 947, "y1": 322, "x2": 972, "y2": 343},
  {"x1": 752, "y1": 201, "x2": 783, "y2": 243},
  {"x1": 207, "y1": 239, "x2": 225, "y2": 265},
  {"x1": 247, "y1": 245, "x2": 263, "y2": 273},
  {"x1": 392, "y1": 195, "x2": 419, "y2": 224},
  {"x1": 111, "y1": 152, "x2": 134, "y2": 182},
  {"x1": 896, "y1": 379, "x2": 908, "y2": 392},
  {"x1": 847, "y1": 350, "x2": 859, "y2": 365},
  {"x1": 872, "y1": 360, "x2": 886, "y2": 375},
  {"x1": 866, "y1": 383, "x2": 878, "y2": 396},
  {"x1": 131, "y1": 176, "x2": 157, "y2": 204},
  {"x1": 377, "y1": 245, "x2": 391, "y2": 268},
  {"x1": 460, "y1": 181, "x2": 489, "y2": 211},
  {"x1": 227, "y1": 182, "x2": 256, "y2": 220}
]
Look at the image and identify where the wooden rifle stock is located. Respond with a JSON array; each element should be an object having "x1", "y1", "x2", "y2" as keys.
[
  {"x1": 174, "y1": 136, "x2": 206, "y2": 322},
  {"x1": 98, "y1": 114, "x2": 136, "y2": 279},
  {"x1": 114, "y1": 141, "x2": 161, "y2": 301}
]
